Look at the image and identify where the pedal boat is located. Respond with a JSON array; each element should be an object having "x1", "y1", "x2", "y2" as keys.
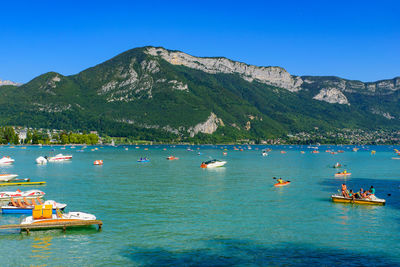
[
  {"x1": 21, "y1": 206, "x2": 96, "y2": 226},
  {"x1": 200, "y1": 159, "x2": 227, "y2": 168},
  {"x1": 0, "y1": 190, "x2": 45, "y2": 202},
  {"x1": 331, "y1": 194, "x2": 385, "y2": 205},
  {"x1": 334, "y1": 172, "x2": 351, "y2": 177},
  {"x1": 1, "y1": 199, "x2": 66, "y2": 214}
]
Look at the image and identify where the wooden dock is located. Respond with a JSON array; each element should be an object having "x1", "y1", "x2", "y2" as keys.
[
  {"x1": 0, "y1": 220, "x2": 102, "y2": 234},
  {"x1": 0, "y1": 181, "x2": 46, "y2": 187}
]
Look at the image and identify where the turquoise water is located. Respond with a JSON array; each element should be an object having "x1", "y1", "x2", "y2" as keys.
[{"x1": 0, "y1": 145, "x2": 399, "y2": 266}]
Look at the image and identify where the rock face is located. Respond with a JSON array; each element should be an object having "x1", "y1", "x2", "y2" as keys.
[
  {"x1": 188, "y1": 113, "x2": 223, "y2": 137},
  {"x1": 0, "y1": 79, "x2": 22, "y2": 86},
  {"x1": 313, "y1": 88, "x2": 349, "y2": 105},
  {"x1": 146, "y1": 47, "x2": 303, "y2": 92}
]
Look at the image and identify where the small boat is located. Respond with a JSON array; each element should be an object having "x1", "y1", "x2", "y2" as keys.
[
  {"x1": 392, "y1": 157, "x2": 400, "y2": 160},
  {"x1": 0, "y1": 190, "x2": 45, "y2": 201},
  {"x1": 274, "y1": 181, "x2": 291, "y2": 187},
  {"x1": 331, "y1": 194, "x2": 385, "y2": 205},
  {"x1": 311, "y1": 150, "x2": 319, "y2": 154},
  {"x1": 93, "y1": 160, "x2": 103, "y2": 165},
  {"x1": 200, "y1": 159, "x2": 227, "y2": 168},
  {"x1": 137, "y1": 158, "x2": 150, "y2": 163},
  {"x1": 223, "y1": 152, "x2": 228, "y2": 156},
  {"x1": 262, "y1": 150, "x2": 268, "y2": 156},
  {"x1": 300, "y1": 151, "x2": 305, "y2": 154},
  {"x1": 0, "y1": 174, "x2": 18, "y2": 182},
  {"x1": 335, "y1": 172, "x2": 351, "y2": 177},
  {"x1": 21, "y1": 206, "x2": 96, "y2": 226},
  {"x1": 47, "y1": 154, "x2": 72, "y2": 162},
  {"x1": 1, "y1": 199, "x2": 67, "y2": 214},
  {"x1": 280, "y1": 151, "x2": 286, "y2": 154},
  {"x1": 371, "y1": 150, "x2": 376, "y2": 155},
  {"x1": 166, "y1": 156, "x2": 178, "y2": 160},
  {"x1": 0, "y1": 156, "x2": 15, "y2": 165},
  {"x1": 35, "y1": 156, "x2": 47, "y2": 165}
]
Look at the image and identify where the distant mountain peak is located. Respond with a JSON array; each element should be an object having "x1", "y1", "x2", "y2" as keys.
[{"x1": 0, "y1": 79, "x2": 22, "y2": 87}]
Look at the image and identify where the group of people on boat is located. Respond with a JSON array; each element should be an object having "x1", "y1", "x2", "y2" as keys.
[{"x1": 341, "y1": 184, "x2": 375, "y2": 200}]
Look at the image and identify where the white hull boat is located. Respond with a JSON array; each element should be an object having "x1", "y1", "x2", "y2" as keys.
[
  {"x1": 0, "y1": 174, "x2": 18, "y2": 182},
  {"x1": 36, "y1": 156, "x2": 48, "y2": 164},
  {"x1": 0, "y1": 156, "x2": 15, "y2": 165},
  {"x1": 21, "y1": 211, "x2": 96, "y2": 225},
  {"x1": 0, "y1": 189, "x2": 45, "y2": 201},
  {"x1": 201, "y1": 159, "x2": 227, "y2": 168},
  {"x1": 47, "y1": 154, "x2": 72, "y2": 162}
]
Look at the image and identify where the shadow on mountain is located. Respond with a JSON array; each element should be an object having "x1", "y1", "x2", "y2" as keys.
[
  {"x1": 319, "y1": 177, "x2": 400, "y2": 210},
  {"x1": 122, "y1": 238, "x2": 398, "y2": 266}
]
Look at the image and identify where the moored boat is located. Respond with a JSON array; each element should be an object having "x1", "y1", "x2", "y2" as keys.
[
  {"x1": 166, "y1": 156, "x2": 178, "y2": 160},
  {"x1": 0, "y1": 156, "x2": 15, "y2": 165},
  {"x1": 331, "y1": 194, "x2": 385, "y2": 205},
  {"x1": 47, "y1": 154, "x2": 72, "y2": 162},
  {"x1": 0, "y1": 174, "x2": 18, "y2": 182},
  {"x1": 0, "y1": 189, "x2": 45, "y2": 202},
  {"x1": 94, "y1": 160, "x2": 103, "y2": 165},
  {"x1": 200, "y1": 159, "x2": 227, "y2": 168},
  {"x1": 35, "y1": 156, "x2": 47, "y2": 164},
  {"x1": 1, "y1": 199, "x2": 67, "y2": 214},
  {"x1": 21, "y1": 206, "x2": 96, "y2": 226}
]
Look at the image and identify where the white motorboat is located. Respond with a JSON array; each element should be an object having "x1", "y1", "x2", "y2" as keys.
[
  {"x1": 47, "y1": 154, "x2": 72, "y2": 162},
  {"x1": 36, "y1": 156, "x2": 47, "y2": 164},
  {"x1": 0, "y1": 156, "x2": 15, "y2": 165},
  {"x1": 21, "y1": 210, "x2": 96, "y2": 225},
  {"x1": 0, "y1": 174, "x2": 18, "y2": 182},
  {"x1": 0, "y1": 189, "x2": 45, "y2": 201},
  {"x1": 201, "y1": 159, "x2": 227, "y2": 168}
]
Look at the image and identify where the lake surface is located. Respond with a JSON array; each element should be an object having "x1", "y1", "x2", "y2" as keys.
[{"x1": 0, "y1": 145, "x2": 399, "y2": 266}]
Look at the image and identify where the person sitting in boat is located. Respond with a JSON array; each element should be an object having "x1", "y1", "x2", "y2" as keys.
[
  {"x1": 348, "y1": 189, "x2": 355, "y2": 200},
  {"x1": 369, "y1": 186, "x2": 375, "y2": 196},
  {"x1": 277, "y1": 178, "x2": 284, "y2": 184}
]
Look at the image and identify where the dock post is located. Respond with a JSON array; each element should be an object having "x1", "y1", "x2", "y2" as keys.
[
  {"x1": 26, "y1": 228, "x2": 30, "y2": 235},
  {"x1": 63, "y1": 226, "x2": 66, "y2": 232},
  {"x1": 98, "y1": 223, "x2": 102, "y2": 231}
]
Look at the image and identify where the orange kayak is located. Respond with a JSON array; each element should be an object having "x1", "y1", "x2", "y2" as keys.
[{"x1": 274, "y1": 181, "x2": 291, "y2": 187}]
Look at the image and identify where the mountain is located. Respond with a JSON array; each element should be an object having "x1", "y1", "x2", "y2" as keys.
[
  {"x1": 0, "y1": 79, "x2": 22, "y2": 87},
  {"x1": 0, "y1": 46, "x2": 399, "y2": 142}
]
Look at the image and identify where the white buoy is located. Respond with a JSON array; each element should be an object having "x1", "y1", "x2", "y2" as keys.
[{"x1": 36, "y1": 156, "x2": 48, "y2": 165}]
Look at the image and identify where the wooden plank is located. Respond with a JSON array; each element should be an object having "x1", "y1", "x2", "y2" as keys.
[
  {"x1": 0, "y1": 220, "x2": 102, "y2": 230},
  {"x1": 0, "y1": 181, "x2": 46, "y2": 186}
]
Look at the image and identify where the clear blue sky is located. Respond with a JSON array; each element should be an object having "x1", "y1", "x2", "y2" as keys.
[{"x1": 1, "y1": 0, "x2": 399, "y2": 83}]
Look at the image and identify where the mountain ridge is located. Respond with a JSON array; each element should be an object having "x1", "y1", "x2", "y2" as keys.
[{"x1": 1, "y1": 46, "x2": 399, "y2": 142}]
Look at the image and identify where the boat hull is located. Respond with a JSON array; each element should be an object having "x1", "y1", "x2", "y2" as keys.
[
  {"x1": 1, "y1": 207, "x2": 65, "y2": 214},
  {"x1": 331, "y1": 196, "x2": 385, "y2": 205},
  {"x1": 274, "y1": 181, "x2": 291, "y2": 187}
]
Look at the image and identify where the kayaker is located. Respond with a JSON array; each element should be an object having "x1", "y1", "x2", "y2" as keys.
[{"x1": 277, "y1": 178, "x2": 284, "y2": 184}]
